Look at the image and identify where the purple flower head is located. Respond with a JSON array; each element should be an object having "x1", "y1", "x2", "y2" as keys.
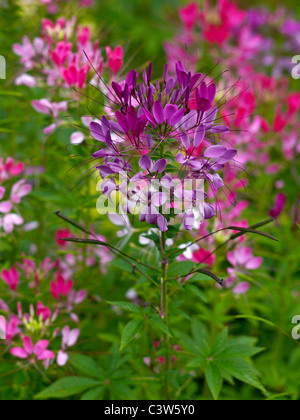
[{"x1": 85, "y1": 61, "x2": 235, "y2": 231}]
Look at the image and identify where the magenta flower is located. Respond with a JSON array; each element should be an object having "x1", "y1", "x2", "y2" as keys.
[
  {"x1": 36, "y1": 302, "x2": 52, "y2": 322},
  {"x1": 226, "y1": 247, "x2": 263, "y2": 294},
  {"x1": 1, "y1": 267, "x2": 19, "y2": 292},
  {"x1": 106, "y1": 46, "x2": 124, "y2": 74},
  {"x1": 50, "y1": 272, "x2": 74, "y2": 300},
  {"x1": 270, "y1": 193, "x2": 286, "y2": 219},
  {"x1": 10, "y1": 336, "x2": 55, "y2": 362},
  {"x1": 179, "y1": 3, "x2": 199, "y2": 30}
]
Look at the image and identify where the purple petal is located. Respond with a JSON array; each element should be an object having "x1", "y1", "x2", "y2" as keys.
[
  {"x1": 115, "y1": 111, "x2": 129, "y2": 134},
  {"x1": 127, "y1": 106, "x2": 138, "y2": 132},
  {"x1": 152, "y1": 192, "x2": 168, "y2": 207},
  {"x1": 157, "y1": 215, "x2": 168, "y2": 232},
  {"x1": 153, "y1": 101, "x2": 165, "y2": 125},
  {"x1": 194, "y1": 124, "x2": 205, "y2": 147},
  {"x1": 112, "y1": 81, "x2": 123, "y2": 101},
  {"x1": 217, "y1": 149, "x2": 237, "y2": 164},
  {"x1": 207, "y1": 84, "x2": 216, "y2": 102},
  {"x1": 153, "y1": 159, "x2": 167, "y2": 173},
  {"x1": 183, "y1": 209, "x2": 195, "y2": 230},
  {"x1": 139, "y1": 155, "x2": 152, "y2": 171},
  {"x1": 204, "y1": 202, "x2": 216, "y2": 219},
  {"x1": 181, "y1": 133, "x2": 190, "y2": 150},
  {"x1": 164, "y1": 104, "x2": 178, "y2": 123},
  {"x1": 210, "y1": 125, "x2": 230, "y2": 134},
  {"x1": 90, "y1": 122, "x2": 105, "y2": 142},
  {"x1": 204, "y1": 145, "x2": 227, "y2": 158},
  {"x1": 169, "y1": 109, "x2": 185, "y2": 126},
  {"x1": 190, "y1": 73, "x2": 202, "y2": 89},
  {"x1": 143, "y1": 109, "x2": 157, "y2": 128},
  {"x1": 200, "y1": 82, "x2": 207, "y2": 98}
]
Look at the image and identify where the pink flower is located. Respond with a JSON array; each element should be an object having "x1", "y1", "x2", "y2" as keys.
[
  {"x1": 1, "y1": 267, "x2": 19, "y2": 291},
  {"x1": 0, "y1": 213, "x2": 24, "y2": 233},
  {"x1": 179, "y1": 3, "x2": 199, "y2": 30},
  {"x1": 232, "y1": 282, "x2": 250, "y2": 295},
  {"x1": 227, "y1": 247, "x2": 263, "y2": 271},
  {"x1": 36, "y1": 302, "x2": 52, "y2": 322},
  {"x1": 270, "y1": 193, "x2": 286, "y2": 219},
  {"x1": 15, "y1": 74, "x2": 37, "y2": 87},
  {"x1": 10, "y1": 336, "x2": 55, "y2": 362},
  {"x1": 51, "y1": 41, "x2": 72, "y2": 66},
  {"x1": 77, "y1": 26, "x2": 91, "y2": 46},
  {"x1": 10, "y1": 180, "x2": 32, "y2": 204},
  {"x1": 106, "y1": 46, "x2": 123, "y2": 74},
  {"x1": 51, "y1": 272, "x2": 74, "y2": 300},
  {"x1": 192, "y1": 248, "x2": 215, "y2": 268},
  {"x1": 57, "y1": 326, "x2": 80, "y2": 366},
  {"x1": 6, "y1": 317, "x2": 19, "y2": 341},
  {"x1": 61, "y1": 62, "x2": 89, "y2": 89},
  {"x1": 226, "y1": 247, "x2": 263, "y2": 294},
  {"x1": 32, "y1": 99, "x2": 67, "y2": 118}
]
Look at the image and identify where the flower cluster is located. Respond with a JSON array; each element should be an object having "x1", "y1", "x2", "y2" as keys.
[
  {"x1": 163, "y1": 1, "x2": 300, "y2": 293},
  {"x1": 13, "y1": 17, "x2": 123, "y2": 139},
  {"x1": 88, "y1": 61, "x2": 236, "y2": 232},
  {"x1": 168, "y1": 1, "x2": 300, "y2": 77},
  {"x1": 1, "y1": 256, "x2": 86, "y2": 367},
  {"x1": 0, "y1": 157, "x2": 32, "y2": 234}
]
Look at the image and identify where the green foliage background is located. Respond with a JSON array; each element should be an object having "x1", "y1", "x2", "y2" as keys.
[{"x1": 0, "y1": 0, "x2": 299, "y2": 401}]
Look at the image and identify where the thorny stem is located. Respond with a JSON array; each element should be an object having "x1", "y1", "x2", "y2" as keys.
[{"x1": 160, "y1": 232, "x2": 171, "y2": 400}]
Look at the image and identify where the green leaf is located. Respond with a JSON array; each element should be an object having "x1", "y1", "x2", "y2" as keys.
[
  {"x1": 35, "y1": 377, "x2": 102, "y2": 399},
  {"x1": 68, "y1": 354, "x2": 104, "y2": 379},
  {"x1": 80, "y1": 386, "x2": 104, "y2": 401},
  {"x1": 212, "y1": 328, "x2": 228, "y2": 354},
  {"x1": 216, "y1": 359, "x2": 265, "y2": 392},
  {"x1": 192, "y1": 319, "x2": 210, "y2": 354},
  {"x1": 206, "y1": 363, "x2": 223, "y2": 400},
  {"x1": 107, "y1": 301, "x2": 142, "y2": 314},
  {"x1": 168, "y1": 261, "x2": 195, "y2": 277},
  {"x1": 186, "y1": 284, "x2": 207, "y2": 303},
  {"x1": 150, "y1": 317, "x2": 172, "y2": 337},
  {"x1": 216, "y1": 344, "x2": 265, "y2": 359},
  {"x1": 187, "y1": 355, "x2": 207, "y2": 369},
  {"x1": 120, "y1": 319, "x2": 143, "y2": 350}
]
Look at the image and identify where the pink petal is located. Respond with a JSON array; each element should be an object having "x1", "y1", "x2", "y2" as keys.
[
  {"x1": 38, "y1": 350, "x2": 55, "y2": 361},
  {"x1": 245, "y1": 257, "x2": 263, "y2": 270},
  {"x1": 34, "y1": 340, "x2": 49, "y2": 358},
  {"x1": 0, "y1": 201, "x2": 12, "y2": 213},
  {"x1": 10, "y1": 347, "x2": 28, "y2": 359},
  {"x1": 66, "y1": 329, "x2": 80, "y2": 347},
  {"x1": 233, "y1": 282, "x2": 250, "y2": 294},
  {"x1": 23, "y1": 336, "x2": 33, "y2": 355},
  {"x1": 57, "y1": 351, "x2": 69, "y2": 366}
]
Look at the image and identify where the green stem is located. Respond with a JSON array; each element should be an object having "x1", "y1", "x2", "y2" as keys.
[{"x1": 161, "y1": 232, "x2": 171, "y2": 400}]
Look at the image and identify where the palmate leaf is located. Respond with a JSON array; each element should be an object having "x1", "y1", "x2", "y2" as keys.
[
  {"x1": 183, "y1": 324, "x2": 266, "y2": 399},
  {"x1": 214, "y1": 358, "x2": 265, "y2": 392},
  {"x1": 80, "y1": 386, "x2": 105, "y2": 401},
  {"x1": 35, "y1": 377, "x2": 102, "y2": 399},
  {"x1": 205, "y1": 363, "x2": 223, "y2": 400}
]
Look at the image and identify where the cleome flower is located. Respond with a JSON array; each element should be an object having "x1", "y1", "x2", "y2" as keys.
[{"x1": 87, "y1": 61, "x2": 237, "y2": 232}]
